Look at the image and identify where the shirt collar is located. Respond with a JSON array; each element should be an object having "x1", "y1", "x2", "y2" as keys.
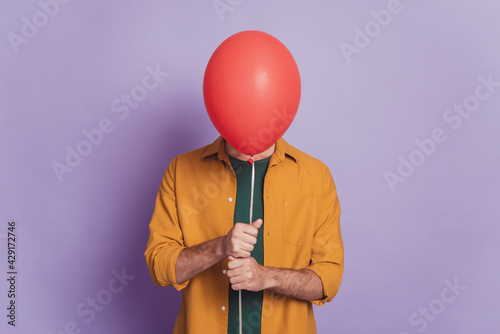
[{"x1": 201, "y1": 136, "x2": 298, "y2": 164}]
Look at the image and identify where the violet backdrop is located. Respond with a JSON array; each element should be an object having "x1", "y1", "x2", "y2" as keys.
[{"x1": 1, "y1": 0, "x2": 499, "y2": 333}]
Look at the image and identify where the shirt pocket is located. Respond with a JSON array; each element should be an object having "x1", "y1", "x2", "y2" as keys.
[{"x1": 282, "y1": 196, "x2": 319, "y2": 246}]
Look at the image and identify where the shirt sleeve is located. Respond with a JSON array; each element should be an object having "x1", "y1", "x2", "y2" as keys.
[
  {"x1": 144, "y1": 156, "x2": 190, "y2": 290},
  {"x1": 307, "y1": 164, "x2": 344, "y2": 306}
]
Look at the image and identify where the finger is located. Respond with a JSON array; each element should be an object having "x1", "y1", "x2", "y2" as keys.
[
  {"x1": 233, "y1": 222, "x2": 247, "y2": 232},
  {"x1": 229, "y1": 272, "x2": 245, "y2": 284},
  {"x1": 242, "y1": 225, "x2": 259, "y2": 237},
  {"x1": 235, "y1": 222, "x2": 260, "y2": 237},
  {"x1": 229, "y1": 240, "x2": 253, "y2": 257},
  {"x1": 229, "y1": 274, "x2": 246, "y2": 287},
  {"x1": 236, "y1": 250, "x2": 251, "y2": 258},
  {"x1": 232, "y1": 226, "x2": 257, "y2": 243},
  {"x1": 237, "y1": 242, "x2": 255, "y2": 253},
  {"x1": 251, "y1": 219, "x2": 263, "y2": 229},
  {"x1": 227, "y1": 269, "x2": 237, "y2": 278},
  {"x1": 228, "y1": 267, "x2": 245, "y2": 279},
  {"x1": 241, "y1": 234, "x2": 257, "y2": 246},
  {"x1": 227, "y1": 259, "x2": 244, "y2": 270}
]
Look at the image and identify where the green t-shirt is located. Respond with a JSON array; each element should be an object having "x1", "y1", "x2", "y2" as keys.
[{"x1": 227, "y1": 154, "x2": 271, "y2": 334}]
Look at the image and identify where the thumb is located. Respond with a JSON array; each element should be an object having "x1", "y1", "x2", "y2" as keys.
[{"x1": 252, "y1": 219, "x2": 263, "y2": 229}]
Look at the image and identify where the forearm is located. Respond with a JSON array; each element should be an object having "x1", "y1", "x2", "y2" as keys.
[
  {"x1": 175, "y1": 236, "x2": 225, "y2": 284},
  {"x1": 262, "y1": 267, "x2": 324, "y2": 301}
]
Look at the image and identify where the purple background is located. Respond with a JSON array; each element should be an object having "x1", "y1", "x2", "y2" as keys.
[{"x1": 1, "y1": 0, "x2": 499, "y2": 333}]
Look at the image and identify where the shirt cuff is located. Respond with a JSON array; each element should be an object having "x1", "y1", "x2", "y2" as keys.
[
  {"x1": 307, "y1": 263, "x2": 342, "y2": 306},
  {"x1": 154, "y1": 245, "x2": 190, "y2": 291}
]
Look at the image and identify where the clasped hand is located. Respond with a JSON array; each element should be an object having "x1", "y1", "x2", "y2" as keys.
[{"x1": 222, "y1": 219, "x2": 266, "y2": 291}]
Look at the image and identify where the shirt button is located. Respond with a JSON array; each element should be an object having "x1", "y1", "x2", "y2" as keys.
[
  {"x1": 221, "y1": 306, "x2": 226, "y2": 311},
  {"x1": 228, "y1": 197, "x2": 233, "y2": 202},
  {"x1": 222, "y1": 269, "x2": 227, "y2": 274}
]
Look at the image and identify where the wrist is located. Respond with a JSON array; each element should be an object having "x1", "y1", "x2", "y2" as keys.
[
  {"x1": 260, "y1": 265, "x2": 278, "y2": 290},
  {"x1": 215, "y1": 236, "x2": 227, "y2": 260}
]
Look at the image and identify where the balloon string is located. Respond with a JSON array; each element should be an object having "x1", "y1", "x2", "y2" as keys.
[
  {"x1": 239, "y1": 156, "x2": 255, "y2": 334},
  {"x1": 248, "y1": 156, "x2": 255, "y2": 226}
]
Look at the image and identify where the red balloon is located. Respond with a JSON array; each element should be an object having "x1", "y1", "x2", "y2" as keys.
[{"x1": 203, "y1": 30, "x2": 301, "y2": 156}]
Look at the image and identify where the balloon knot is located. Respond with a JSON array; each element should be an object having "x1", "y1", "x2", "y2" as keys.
[{"x1": 247, "y1": 156, "x2": 254, "y2": 166}]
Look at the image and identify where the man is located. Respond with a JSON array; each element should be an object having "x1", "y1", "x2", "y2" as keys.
[{"x1": 145, "y1": 135, "x2": 343, "y2": 333}]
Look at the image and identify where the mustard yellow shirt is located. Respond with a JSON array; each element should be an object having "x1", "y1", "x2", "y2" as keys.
[{"x1": 145, "y1": 136, "x2": 344, "y2": 334}]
